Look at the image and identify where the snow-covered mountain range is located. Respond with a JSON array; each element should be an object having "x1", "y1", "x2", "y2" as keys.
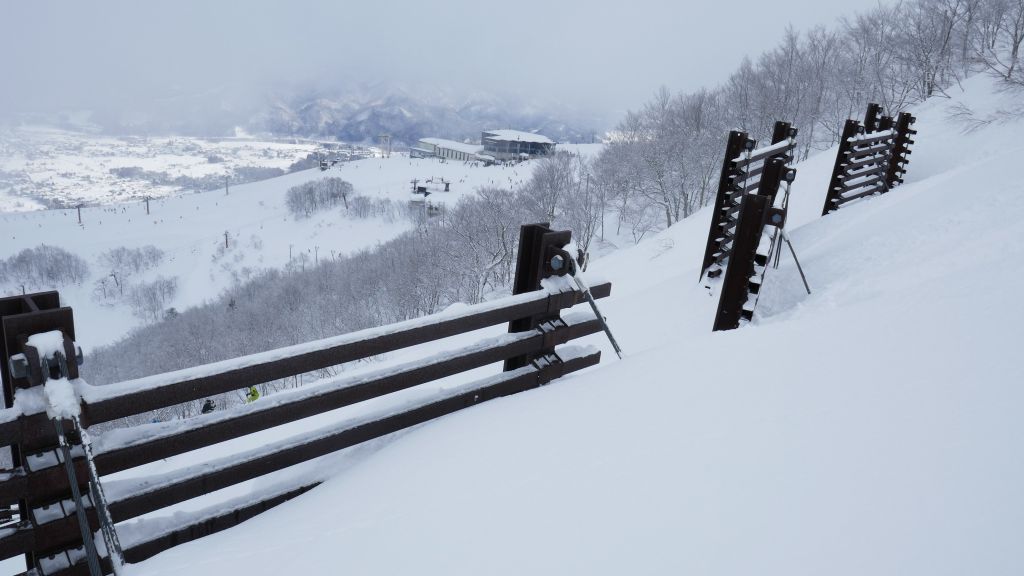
[{"x1": 5, "y1": 83, "x2": 605, "y2": 145}]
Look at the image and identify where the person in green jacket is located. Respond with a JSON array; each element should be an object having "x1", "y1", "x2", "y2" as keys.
[{"x1": 245, "y1": 386, "x2": 260, "y2": 403}]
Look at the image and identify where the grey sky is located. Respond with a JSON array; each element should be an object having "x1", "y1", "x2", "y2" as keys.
[{"x1": 0, "y1": 0, "x2": 880, "y2": 124}]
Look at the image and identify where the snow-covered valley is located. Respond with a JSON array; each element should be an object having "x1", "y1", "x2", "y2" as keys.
[{"x1": 0, "y1": 147, "x2": 601, "y2": 348}]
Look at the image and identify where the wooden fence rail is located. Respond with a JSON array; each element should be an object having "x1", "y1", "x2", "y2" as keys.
[{"x1": 0, "y1": 223, "x2": 612, "y2": 575}]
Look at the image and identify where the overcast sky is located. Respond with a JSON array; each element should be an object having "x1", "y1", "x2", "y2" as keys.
[{"x1": 1, "y1": 1, "x2": 882, "y2": 124}]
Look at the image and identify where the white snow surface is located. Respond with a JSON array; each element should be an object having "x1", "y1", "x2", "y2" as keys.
[
  {"x1": 0, "y1": 149, "x2": 587, "y2": 348},
  {"x1": 5, "y1": 77, "x2": 1023, "y2": 575},
  {"x1": 482, "y1": 129, "x2": 555, "y2": 144},
  {"x1": 42, "y1": 378, "x2": 80, "y2": 420},
  {"x1": 25, "y1": 330, "x2": 66, "y2": 360},
  {"x1": 417, "y1": 138, "x2": 485, "y2": 155}
]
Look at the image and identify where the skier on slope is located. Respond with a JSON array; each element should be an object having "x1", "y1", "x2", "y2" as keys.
[
  {"x1": 201, "y1": 399, "x2": 215, "y2": 414},
  {"x1": 245, "y1": 386, "x2": 260, "y2": 403}
]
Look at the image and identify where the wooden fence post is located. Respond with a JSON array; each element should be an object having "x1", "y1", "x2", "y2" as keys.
[
  {"x1": 504, "y1": 223, "x2": 572, "y2": 371},
  {"x1": 700, "y1": 130, "x2": 750, "y2": 280},
  {"x1": 0, "y1": 291, "x2": 90, "y2": 573},
  {"x1": 821, "y1": 119, "x2": 864, "y2": 216},
  {"x1": 886, "y1": 112, "x2": 917, "y2": 189},
  {"x1": 712, "y1": 194, "x2": 770, "y2": 331},
  {"x1": 864, "y1": 102, "x2": 883, "y2": 132}
]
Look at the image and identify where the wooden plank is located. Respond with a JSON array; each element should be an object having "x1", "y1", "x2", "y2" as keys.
[
  {"x1": 0, "y1": 523, "x2": 33, "y2": 563},
  {"x1": 1, "y1": 458, "x2": 96, "y2": 509},
  {"x1": 93, "y1": 318, "x2": 602, "y2": 475},
  {"x1": 123, "y1": 483, "x2": 318, "y2": 564},
  {"x1": 843, "y1": 162, "x2": 889, "y2": 182},
  {"x1": 0, "y1": 411, "x2": 59, "y2": 452},
  {"x1": 735, "y1": 139, "x2": 796, "y2": 166},
  {"x1": 848, "y1": 129, "x2": 894, "y2": 146},
  {"x1": 849, "y1": 141, "x2": 890, "y2": 157},
  {"x1": 81, "y1": 284, "x2": 610, "y2": 426},
  {"x1": 30, "y1": 484, "x2": 321, "y2": 576},
  {"x1": 107, "y1": 351, "x2": 600, "y2": 523}
]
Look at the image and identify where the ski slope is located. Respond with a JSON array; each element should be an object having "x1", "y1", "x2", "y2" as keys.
[
  {"x1": 106, "y1": 75, "x2": 1024, "y2": 576},
  {"x1": 0, "y1": 149, "x2": 598, "y2": 348}
]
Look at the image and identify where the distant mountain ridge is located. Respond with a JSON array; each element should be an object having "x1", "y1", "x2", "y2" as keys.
[
  {"x1": 7, "y1": 83, "x2": 605, "y2": 145},
  {"x1": 252, "y1": 86, "x2": 603, "y2": 145}
]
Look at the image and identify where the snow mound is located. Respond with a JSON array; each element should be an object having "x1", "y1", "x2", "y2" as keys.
[{"x1": 119, "y1": 76, "x2": 1024, "y2": 575}]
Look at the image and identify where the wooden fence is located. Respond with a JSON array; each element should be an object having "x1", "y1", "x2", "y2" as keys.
[
  {"x1": 699, "y1": 120, "x2": 798, "y2": 282},
  {"x1": 0, "y1": 223, "x2": 612, "y2": 575},
  {"x1": 822, "y1": 102, "x2": 917, "y2": 215}
]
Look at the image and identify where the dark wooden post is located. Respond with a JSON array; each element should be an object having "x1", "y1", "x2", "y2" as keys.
[
  {"x1": 0, "y1": 291, "x2": 85, "y2": 571},
  {"x1": 886, "y1": 112, "x2": 917, "y2": 189},
  {"x1": 700, "y1": 130, "x2": 750, "y2": 280},
  {"x1": 504, "y1": 223, "x2": 571, "y2": 371},
  {"x1": 713, "y1": 194, "x2": 770, "y2": 331},
  {"x1": 864, "y1": 102, "x2": 883, "y2": 132},
  {"x1": 770, "y1": 120, "x2": 791, "y2": 144},
  {"x1": 821, "y1": 119, "x2": 863, "y2": 216},
  {"x1": 757, "y1": 157, "x2": 786, "y2": 206}
]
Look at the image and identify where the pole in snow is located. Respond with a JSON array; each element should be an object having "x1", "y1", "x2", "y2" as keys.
[
  {"x1": 563, "y1": 255, "x2": 623, "y2": 359},
  {"x1": 780, "y1": 230, "x2": 811, "y2": 295}
]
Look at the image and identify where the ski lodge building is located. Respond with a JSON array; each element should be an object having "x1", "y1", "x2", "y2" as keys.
[
  {"x1": 411, "y1": 130, "x2": 555, "y2": 163},
  {"x1": 410, "y1": 138, "x2": 484, "y2": 162},
  {"x1": 481, "y1": 130, "x2": 555, "y2": 161}
]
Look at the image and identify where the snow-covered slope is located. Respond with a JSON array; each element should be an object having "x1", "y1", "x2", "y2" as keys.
[
  {"x1": 116, "y1": 75, "x2": 1024, "y2": 576},
  {"x1": 0, "y1": 151, "x2": 584, "y2": 348},
  {"x1": 3, "y1": 77, "x2": 1020, "y2": 575}
]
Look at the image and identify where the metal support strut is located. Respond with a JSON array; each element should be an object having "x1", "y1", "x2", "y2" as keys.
[
  {"x1": 24, "y1": 332, "x2": 125, "y2": 575},
  {"x1": 563, "y1": 253, "x2": 624, "y2": 359},
  {"x1": 780, "y1": 230, "x2": 811, "y2": 295},
  {"x1": 54, "y1": 419, "x2": 103, "y2": 576}
]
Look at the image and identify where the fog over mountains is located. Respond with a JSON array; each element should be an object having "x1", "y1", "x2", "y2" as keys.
[
  {"x1": 9, "y1": 82, "x2": 606, "y2": 145},
  {"x1": 254, "y1": 84, "x2": 606, "y2": 144}
]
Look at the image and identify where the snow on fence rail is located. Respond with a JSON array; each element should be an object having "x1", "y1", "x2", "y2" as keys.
[{"x1": 0, "y1": 223, "x2": 612, "y2": 575}]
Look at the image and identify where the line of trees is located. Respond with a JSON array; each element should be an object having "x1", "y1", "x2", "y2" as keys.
[
  {"x1": 80, "y1": 0, "x2": 1024, "y2": 421},
  {"x1": 588, "y1": 0, "x2": 1024, "y2": 234},
  {"x1": 0, "y1": 245, "x2": 89, "y2": 289},
  {"x1": 286, "y1": 177, "x2": 354, "y2": 217}
]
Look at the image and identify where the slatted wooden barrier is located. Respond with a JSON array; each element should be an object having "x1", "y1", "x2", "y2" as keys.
[{"x1": 0, "y1": 223, "x2": 612, "y2": 575}]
